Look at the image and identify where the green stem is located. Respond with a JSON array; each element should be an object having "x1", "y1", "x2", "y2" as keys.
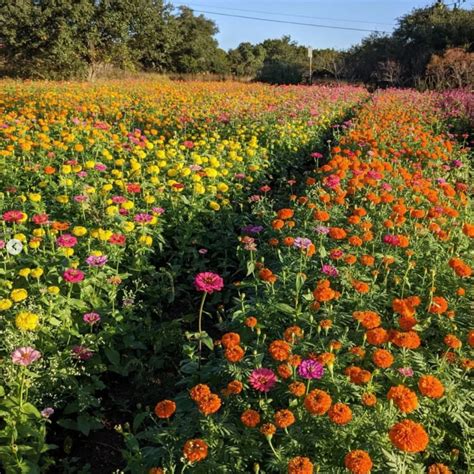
[{"x1": 197, "y1": 291, "x2": 208, "y2": 371}]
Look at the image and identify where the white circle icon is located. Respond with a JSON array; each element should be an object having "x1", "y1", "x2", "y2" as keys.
[{"x1": 6, "y1": 239, "x2": 23, "y2": 255}]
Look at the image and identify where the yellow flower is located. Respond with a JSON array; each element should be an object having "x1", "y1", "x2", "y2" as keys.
[
  {"x1": 122, "y1": 221, "x2": 135, "y2": 232},
  {"x1": 15, "y1": 311, "x2": 39, "y2": 331},
  {"x1": 47, "y1": 286, "x2": 60, "y2": 295},
  {"x1": 19, "y1": 268, "x2": 32, "y2": 278},
  {"x1": 209, "y1": 201, "x2": 221, "y2": 211},
  {"x1": 139, "y1": 235, "x2": 153, "y2": 246},
  {"x1": 61, "y1": 248, "x2": 74, "y2": 257},
  {"x1": 14, "y1": 233, "x2": 27, "y2": 242},
  {"x1": 30, "y1": 268, "x2": 44, "y2": 278},
  {"x1": 29, "y1": 193, "x2": 42, "y2": 202},
  {"x1": 10, "y1": 288, "x2": 28, "y2": 302},
  {"x1": 72, "y1": 226, "x2": 88, "y2": 237},
  {"x1": 0, "y1": 299, "x2": 13, "y2": 311}
]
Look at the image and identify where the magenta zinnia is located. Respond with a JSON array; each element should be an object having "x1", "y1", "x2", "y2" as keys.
[
  {"x1": 194, "y1": 272, "x2": 224, "y2": 293},
  {"x1": 249, "y1": 368, "x2": 277, "y2": 392}
]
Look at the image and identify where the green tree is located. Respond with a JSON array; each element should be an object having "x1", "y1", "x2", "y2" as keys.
[
  {"x1": 228, "y1": 42, "x2": 266, "y2": 77},
  {"x1": 257, "y1": 36, "x2": 307, "y2": 84}
]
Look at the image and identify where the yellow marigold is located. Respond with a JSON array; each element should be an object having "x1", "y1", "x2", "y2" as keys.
[
  {"x1": 0, "y1": 298, "x2": 13, "y2": 311},
  {"x1": 10, "y1": 289, "x2": 28, "y2": 303},
  {"x1": 15, "y1": 311, "x2": 39, "y2": 331}
]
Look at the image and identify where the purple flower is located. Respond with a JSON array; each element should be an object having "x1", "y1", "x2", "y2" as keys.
[
  {"x1": 297, "y1": 359, "x2": 324, "y2": 380},
  {"x1": 83, "y1": 312, "x2": 101, "y2": 325},
  {"x1": 398, "y1": 367, "x2": 414, "y2": 377},
  {"x1": 198, "y1": 248, "x2": 208, "y2": 255},
  {"x1": 293, "y1": 237, "x2": 312, "y2": 250},
  {"x1": 249, "y1": 368, "x2": 277, "y2": 392},
  {"x1": 41, "y1": 407, "x2": 54, "y2": 418},
  {"x1": 152, "y1": 207, "x2": 165, "y2": 215},
  {"x1": 451, "y1": 159, "x2": 463, "y2": 168},
  {"x1": 241, "y1": 225, "x2": 263, "y2": 235},
  {"x1": 322, "y1": 264, "x2": 339, "y2": 278},
  {"x1": 134, "y1": 213, "x2": 153, "y2": 223},
  {"x1": 86, "y1": 255, "x2": 108, "y2": 267},
  {"x1": 314, "y1": 226, "x2": 330, "y2": 235},
  {"x1": 12, "y1": 347, "x2": 41, "y2": 366}
]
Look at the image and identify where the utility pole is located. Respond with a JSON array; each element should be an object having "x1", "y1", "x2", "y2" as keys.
[{"x1": 308, "y1": 47, "x2": 313, "y2": 85}]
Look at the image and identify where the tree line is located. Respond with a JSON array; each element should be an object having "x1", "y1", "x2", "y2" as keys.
[{"x1": 0, "y1": 1, "x2": 473, "y2": 88}]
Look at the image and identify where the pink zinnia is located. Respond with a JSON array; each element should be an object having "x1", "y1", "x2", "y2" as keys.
[
  {"x1": 194, "y1": 272, "x2": 224, "y2": 293},
  {"x1": 63, "y1": 268, "x2": 85, "y2": 283},
  {"x1": 56, "y1": 234, "x2": 78, "y2": 248},
  {"x1": 83, "y1": 312, "x2": 101, "y2": 325},
  {"x1": 12, "y1": 347, "x2": 41, "y2": 366},
  {"x1": 249, "y1": 368, "x2": 277, "y2": 392},
  {"x1": 3, "y1": 210, "x2": 25, "y2": 223}
]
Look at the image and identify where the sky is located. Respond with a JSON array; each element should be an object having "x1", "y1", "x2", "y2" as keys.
[{"x1": 172, "y1": 0, "x2": 474, "y2": 51}]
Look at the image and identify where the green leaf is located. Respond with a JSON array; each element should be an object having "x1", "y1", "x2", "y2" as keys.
[
  {"x1": 274, "y1": 303, "x2": 295, "y2": 315},
  {"x1": 133, "y1": 412, "x2": 149, "y2": 432},
  {"x1": 21, "y1": 403, "x2": 41, "y2": 419},
  {"x1": 104, "y1": 347, "x2": 120, "y2": 366}
]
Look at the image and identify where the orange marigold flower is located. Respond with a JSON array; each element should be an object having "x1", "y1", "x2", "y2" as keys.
[
  {"x1": 245, "y1": 316, "x2": 257, "y2": 328},
  {"x1": 197, "y1": 393, "x2": 221, "y2": 415},
  {"x1": 183, "y1": 439, "x2": 208, "y2": 463},
  {"x1": 283, "y1": 236, "x2": 295, "y2": 246},
  {"x1": 313, "y1": 279, "x2": 338, "y2": 302},
  {"x1": 316, "y1": 352, "x2": 335, "y2": 366},
  {"x1": 389, "y1": 419, "x2": 429, "y2": 453},
  {"x1": 313, "y1": 210, "x2": 330, "y2": 221},
  {"x1": 353, "y1": 311, "x2": 380, "y2": 329},
  {"x1": 277, "y1": 364, "x2": 293, "y2": 379},
  {"x1": 418, "y1": 375, "x2": 444, "y2": 399},
  {"x1": 449, "y1": 257, "x2": 472, "y2": 278},
  {"x1": 462, "y1": 223, "x2": 474, "y2": 238},
  {"x1": 260, "y1": 423, "x2": 276, "y2": 437},
  {"x1": 272, "y1": 219, "x2": 285, "y2": 230},
  {"x1": 366, "y1": 327, "x2": 389, "y2": 346},
  {"x1": 344, "y1": 254, "x2": 357, "y2": 265},
  {"x1": 288, "y1": 354, "x2": 303, "y2": 367},
  {"x1": 225, "y1": 345, "x2": 245, "y2": 363},
  {"x1": 329, "y1": 227, "x2": 347, "y2": 239},
  {"x1": 189, "y1": 384, "x2": 211, "y2": 402},
  {"x1": 269, "y1": 339, "x2": 291, "y2": 361},
  {"x1": 391, "y1": 330, "x2": 421, "y2": 349},
  {"x1": 444, "y1": 334, "x2": 462, "y2": 349},
  {"x1": 372, "y1": 348, "x2": 394, "y2": 368},
  {"x1": 468, "y1": 330, "x2": 474, "y2": 347},
  {"x1": 328, "y1": 402, "x2": 352, "y2": 425},
  {"x1": 387, "y1": 385, "x2": 418, "y2": 413},
  {"x1": 392, "y1": 296, "x2": 420, "y2": 318},
  {"x1": 320, "y1": 319, "x2": 333, "y2": 329},
  {"x1": 360, "y1": 255, "x2": 375, "y2": 266},
  {"x1": 352, "y1": 280, "x2": 370, "y2": 293},
  {"x1": 148, "y1": 468, "x2": 164, "y2": 474},
  {"x1": 268, "y1": 238, "x2": 279, "y2": 247},
  {"x1": 289, "y1": 381, "x2": 306, "y2": 397},
  {"x1": 346, "y1": 366, "x2": 371, "y2": 385},
  {"x1": 241, "y1": 409, "x2": 260, "y2": 427},
  {"x1": 274, "y1": 409, "x2": 296, "y2": 428},
  {"x1": 361, "y1": 393, "x2": 377, "y2": 407},
  {"x1": 344, "y1": 450, "x2": 373, "y2": 474},
  {"x1": 429, "y1": 296, "x2": 448, "y2": 314},
  {"x1": 259, "y1": 268, "x2": 278, "y2": 284},
  {"x1": 154, "y1": 400, "x2": 176, "y2": 419},
  {"x1": 221, "y1": 332, "x2": 240, "y2": 348},
  {"x1": 304, "y1": 389, "x2": 332, "y2": 415},
  {"x1": 288, "y1": 456, "x2": 314, "y2": 474},
  {"x1": 284, "y1": 325, "x2": 303, "y2": 342},
  {"x1": 348, "y1": 236, "x2": 363, "y2": 246},
  {"x1": 277, "y1": 208, "x2": 294, "y2": 220},
  {"x1": 427, "y1": 464, "x2": 452, "y2": 474},
  {"x1": 222, "y1": 380, "x2": 243, "y2": 396},
  {"x1": 398, "y1": 314, "x2": 418, "y2": 331}
]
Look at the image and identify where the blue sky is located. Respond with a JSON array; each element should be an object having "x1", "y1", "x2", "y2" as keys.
[{"x1": 172, "y1": 1, "x2": 474, "y2": 51}]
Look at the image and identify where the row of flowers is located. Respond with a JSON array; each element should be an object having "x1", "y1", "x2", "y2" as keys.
[
  {"x1": 0, "y1": 81, "x2": 367, "y2": 471},
  {"x1": 133, "y1": 89, "x2": 473, "y2": 473}
]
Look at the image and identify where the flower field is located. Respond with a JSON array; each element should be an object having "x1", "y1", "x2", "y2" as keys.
[{"x1": 0, "y1": 81, "x2": 472, "y2": 474}]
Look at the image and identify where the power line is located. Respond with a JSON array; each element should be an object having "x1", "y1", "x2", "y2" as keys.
[
  {"x1": 174, "y1": 2, "x2": 397, "y2": 27},
  {"x1": 182, "y1": 9, "x2": 390, "y2": 34}
]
